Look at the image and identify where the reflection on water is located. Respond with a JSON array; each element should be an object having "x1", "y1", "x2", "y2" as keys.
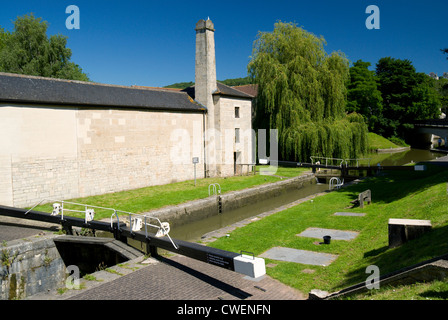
[{"x1": 367, "y1": 148, "x2": 445, "y2": 166}]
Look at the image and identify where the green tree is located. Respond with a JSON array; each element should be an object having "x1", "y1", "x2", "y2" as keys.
[
  {"x1": 219, "y1": 77, "x2": 252, "y2": 86},
  {"x1": 434, "y1": 77, "x2": 448, "y2": 115},
  {"x1": 375, "y1": 57, "x2": 440, "y2": 140},
  {"x1": 346, "y1": 60, "x2": 383, "y2": 131},
  {"x1": 0, "y1": 27, "x2": 9, "y2": 52},
  {"x1": 248, "y1": 21, "x2": 367, "y2": 162},
  {"x1": 0, "y1": 13, "x2": 89, "y2": 81}
]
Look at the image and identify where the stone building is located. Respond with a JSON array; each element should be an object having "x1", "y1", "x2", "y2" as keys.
[{"x1": 0, "y1": 19, "x2": 253, "y2": 207}]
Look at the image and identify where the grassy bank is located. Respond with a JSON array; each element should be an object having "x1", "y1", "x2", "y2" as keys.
[
  {"x1": 30, "y1": 166, "x2": 310, "y2": 220},
  {"x1": 208, "y1": 164, "x2": 448, "y2": 298},
  {"x1": 344, "y1": 279, "x2": 448, "y2": 300},
  {"x1": 367, "y1": 132, "x2": 401, "y2": 151}
]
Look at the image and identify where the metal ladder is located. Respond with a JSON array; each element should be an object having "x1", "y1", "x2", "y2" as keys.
[{"x1": 208, "y1": 183, "x2": 222, "y2": 214}]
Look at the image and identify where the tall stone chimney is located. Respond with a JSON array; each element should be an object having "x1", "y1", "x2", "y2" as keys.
[
  {"x1": 195, "y1": 18, "x2": 218, "y2": 177},
  {"x1": 195, "y1": 18, "x2": 217, "y2": 111}
]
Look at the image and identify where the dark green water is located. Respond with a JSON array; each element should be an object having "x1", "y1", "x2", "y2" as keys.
[
  {"x1": 370, "y1": 148, "x2": 445, "y2": 166},
  {"x1": 169, "y1": 181, "x2": 328, "y2": 241}
]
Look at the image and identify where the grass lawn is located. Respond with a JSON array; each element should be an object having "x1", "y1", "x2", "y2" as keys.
[
  {"x1": 30, "y1": 165, "x2": 310, "y2": 220},
  {"x1": 208, "y1": 164, "x2": 448, "y2": 298},
  {"x1": 343, "y1": 279, "x2": 448, "y2": 300},
  {"x1": 367, "y1": 132, "x2": 402, "y2": 151}
]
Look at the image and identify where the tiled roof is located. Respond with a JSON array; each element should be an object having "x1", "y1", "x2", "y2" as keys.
[
  {"x1": 0, "y1": 72, "x2": 205, "y2": 112},
  {"x1": 232, "y1": 84, "x2": 258, "y2": 97},
  {"x1": 182, "y1": 82, "x2": 254, "y2": 100}
]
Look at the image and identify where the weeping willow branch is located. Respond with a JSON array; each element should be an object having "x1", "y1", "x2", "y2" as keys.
[{"x1": 249, "y1": 21, "x2": 368, "y2": 162}]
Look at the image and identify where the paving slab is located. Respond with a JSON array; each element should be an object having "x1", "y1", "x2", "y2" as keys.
[
  {"x1": 296, "y1": 227, "x2": 359, "y2": 241},
  {"x1": 259, "y1": 247, "x2": 338, "y2": 266},
  {"x1": 333, "y1": 212, "x2": 366, "y2": 217}
]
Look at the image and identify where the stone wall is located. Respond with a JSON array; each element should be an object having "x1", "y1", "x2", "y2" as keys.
[
  {"x1": 220, "y1": 172, "x2": 315, "y2": 213},
  {"x1": 148, "y1": 173, "x2": 316, "y2": 229},
  {"x1": 76, "y1": 108, "x2": 205, "y2": 197},
  {"x1": 214, "y1": 96, "x2": 253, "y2": 177},
  {"x1": 11, "y1": 156, "x2": 80, "y2": 207},
  {"x1": 0, "y1": 233, "x2": 65, "y2": 300},
  {"x1": 0, "y1": 104, "x2": 206, "y2": 207}
]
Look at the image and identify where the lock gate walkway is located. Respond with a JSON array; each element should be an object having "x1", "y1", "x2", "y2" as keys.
[
  {"x1": 64, "y1": 254, "x2": 305, "y2": 300},
  {"x1": 1, "y1": 213, "x2": 305, "y2": 300}
]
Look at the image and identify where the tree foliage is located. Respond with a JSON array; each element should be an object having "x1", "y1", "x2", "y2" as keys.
[
  {"x1": 164, "y1": 77, "x2": 252, "y2": 89},
  {"x1": 434, "y1": 77, "x2": 448, "y2": 115},
  {"x1": 248, "y1": 21, "x2": 367, "y2": 162},
  {"x1": 346, "y1": 60, "x2": 383, "y2": 132},
  {"x1": 0, "y1": 13, "x2": 89, "y2": 81},
  {"x1": 375, "y1": 57, "x2": 440, "y2": 139},
  {"x1": 164, "y1": 81, "x2": 195, "y2": 89},
  {"x1": 219, "y1": 77, "x2": 252, "y2": 86}
]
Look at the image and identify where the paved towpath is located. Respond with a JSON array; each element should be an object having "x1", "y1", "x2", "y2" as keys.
[
  {"x1": 26, "y1": 250, "x2": 305, "y2": 300},
  {"x1": 64, "y1": 254, "x2": 306, "y2": 300},
  {"x1": 2, "y1": 214, "x2": 306, "y2": 300}
]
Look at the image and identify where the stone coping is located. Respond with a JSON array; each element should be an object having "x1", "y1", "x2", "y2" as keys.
[{"x1": 388, "y1": 218, "x2": 432, "y2": 226}]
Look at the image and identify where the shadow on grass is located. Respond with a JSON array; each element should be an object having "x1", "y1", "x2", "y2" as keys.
[
  {"x1": 332, "y1": 224, "x2": 448, "y2": 291},
  {"x1": 420, "y1": 289, "x2": 448, "y2": 300}
]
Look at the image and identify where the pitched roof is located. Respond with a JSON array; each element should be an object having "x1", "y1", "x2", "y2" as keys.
[
  {"x1": 0, "y1": 72, "x2": 205, "y2": 112},
  {"x1": 232, "y1": 84, "x2": 258, "y2": 97},
  {"x1": 182, "y1": 81, "x2": 254, "y2": 100}
]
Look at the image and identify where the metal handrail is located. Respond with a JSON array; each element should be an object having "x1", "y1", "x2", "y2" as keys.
[
  {"x1": 310, "y1": 156, "x2": 345, "y2": 167},
  {"x1": 329, "y1": 177, "x2": 344, "y2": 190},
  {"x1": 344, "y1": 158, "x2": 371, "y2": 167},
  {"x1": 310, "y1": 156, "x2": 371, "y2": 168},
  {"x1": 208, "y1": 183, "x2": 221, "y2": 196},
  {"x1": 26, "y1": 199, "x2": 178, "y2": 250}
]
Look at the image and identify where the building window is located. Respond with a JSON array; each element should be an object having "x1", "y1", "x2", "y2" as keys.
[
  {"x1": 235, "y1": 128, "x2": 240, "y2": 143},
  {"x1": 235, "y1": 106, "x2": 240, "y2": 118}
]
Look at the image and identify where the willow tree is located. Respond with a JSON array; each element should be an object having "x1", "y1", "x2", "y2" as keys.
[{"x1": 248, "y1": 21, "x2": 368, "y2": 162}]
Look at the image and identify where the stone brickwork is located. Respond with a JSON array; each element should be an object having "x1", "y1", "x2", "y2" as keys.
[
  {"x1": 11, "y1": 156, "x2": 79, "y2": 207},
  {"x1": 76, "y1": 108, "x2": 205, "y2": 198},
  {"x1": 195, "y1": 19, "x2": 253, "y2": 178},
  {"x1": 215, "y1": 97, "x2": 253, "y2": 177},
  {"x1": 0, "y1": 104, "x2": 205, "y2": 207},
  {"x1": 0, "y1": 233, "x2": 65, "y2": 300}
]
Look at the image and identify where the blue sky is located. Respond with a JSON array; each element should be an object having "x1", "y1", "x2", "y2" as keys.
[{"x1": 1, "y1": 0, "x2": 447, "y2": 87}]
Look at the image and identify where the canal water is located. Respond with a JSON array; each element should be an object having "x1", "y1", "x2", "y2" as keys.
[
  {"x1": 169, "y1": 181, "x2": 328, "y2": 241},
  {"x1": 371, "y1": 148, "x2": 444, "y2": 166},
  {"x1": 169, "y1": 148, "x2": 445, "y2": 242}
]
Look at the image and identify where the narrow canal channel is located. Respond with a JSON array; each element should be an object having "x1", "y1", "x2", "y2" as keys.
[
  {"x1": 169, "y1": 181, "x2": 328, "y2": 241},
  {"x1": 169, "y1": 148, "x2": 445, "y2": 242}
]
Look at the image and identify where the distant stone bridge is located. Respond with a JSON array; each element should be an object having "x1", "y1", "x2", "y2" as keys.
[{"x1": 413, "y1": 119, "x2": 448, "y2": 147}]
